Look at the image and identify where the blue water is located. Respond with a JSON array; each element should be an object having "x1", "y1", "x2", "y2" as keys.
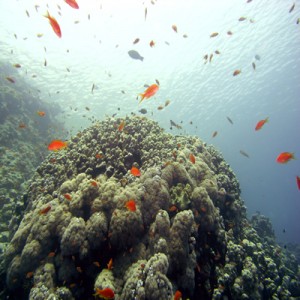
[{"x1": 0, "y1": 0, "x2": 299, "y2": 243}]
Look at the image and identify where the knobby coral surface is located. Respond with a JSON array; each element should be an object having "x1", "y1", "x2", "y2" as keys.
[{"x1": 3, "y1": 116, "x2": 299, "y2": 299}]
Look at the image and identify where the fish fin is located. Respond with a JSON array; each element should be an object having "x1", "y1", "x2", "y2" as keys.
[
  {"x1": 138, "y1": 94, "x2": 145, "y2": 104},
  {"x1": 44, "y1": 10, "x2": 50, "y2": 19}
]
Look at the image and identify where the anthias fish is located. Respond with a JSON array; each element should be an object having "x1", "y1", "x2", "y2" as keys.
[
  {"x1": 94, "y1": 287, "x2": 114, "y2": 299},
  {"x1": 125, "y1": 200, "x2": 136, "y2": 212},
  {"x1": 255, "y1": 117, "x2": 268, "y2": 130},
  {"x1": 296, "y1": 176, "x2": 300, "y2": 190},
  {"x1": 276, "y1": 152, "x2": 295, "y2": 164},
  {"x1": 139, "y1": 84, "x2": 159, "y2": 104},
  {"x1": 130, "y1": 166, "x2": 141, "y2": 177},
  {"x1": 44, "y1": 11, "x2": 61, "y2": 38},
  {"x1": 48, "y1": 140, "x2": 68, "y2": 151},
  {"x1": 64, "y1": 0, "x2": 79, "y2": 9}
]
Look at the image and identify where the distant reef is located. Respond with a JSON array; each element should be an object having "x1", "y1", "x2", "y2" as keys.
[{"x1": 1, "y1": 115, "x2": 300, "y2": 299}]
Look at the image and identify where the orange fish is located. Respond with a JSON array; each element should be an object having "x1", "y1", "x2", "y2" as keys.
[
  {"x1": 64, "y1": 193, "x2": 72, "y2": 201},
  {"x1": 233, "y1": 69, "x2": 241, "y2": 76},
  {"x1": 94, "y1": 287, "x2": 114, "y2": 299},
  {"x1": 276, "y1": 152, "x2": 295, "y2": 164},
  {"x1": 296, "y1": 176, "x2": 300, "y2": 190},
  {"x1": 13, "y1": 63, "x2": 21, "y2": 68},
  {"x1": 93, "y1": 261, "x2": 101, "y2": 268},
  {"x1": 95, "y1": 153, "x2": 103, "y2": 159},
  {"x1": 210, "y1": 32, "x2": 219, "y2": 38},
  {"x1": 239, "y1": 17, "x2": 247, "y2": 21},
  {"x1": 26, "y1": 271, "x2": 34, "y2": 279},
  {"x1": 90, "y1": 180, "x2": 98, "y2": 187},
  {"x1": 48, "y1": 140, "x2": 68, "y2": 151},
  {"x1": 255, "y1": 117, "x2": 268, "y2": 131},
  {"x1": 189, "y1": 153, "x2": 196, "y2": 164},
  {"x1": 169, "y1": 205, "x2": 178, "y2": 212},
  {"x1": 174, "y1": 290, "x2": 182, "y2": 300},
  {"x1": 118, "y1": 120, "x2": 125, "y2": 131},
  {"x1": 149, "y1": 40, "x2": 155, "y2": 47},
  {"x1": 139, "y1": 84, "x2": 159, "y2": 104},
  {"x1": 6, "y1": 76, "x2": 15, "y2": 83},
  {"x1": 125, "y1": 200, "x2": 136, "y2": 212},
  {"x1": 172, "y1": 25, "x2": 178, "y2": 33},
  {"x1": 39, "y1": 205, "x2": 51, "y2": 215},
  {"x1": 37, "y1": 111, "x2": 46, "y2": 117},
  {"x1": 48, "y1": 251, "x2": 56, "y2": 257},
  {"x1": 19, "y1": 123, "x2": 26, "y2": 129},
  {"x1": 44, "y1": 11, "x2": 62, "y2": 38},
  {"x1": 107, "y1": 258, "x2": 113, "y2": 270},
  {"x1": 130, "y1": 166, "x2": 141, "y2": 177},
  {"x1": 64, "y1": 0, "x2": 79, "y2": 9}
]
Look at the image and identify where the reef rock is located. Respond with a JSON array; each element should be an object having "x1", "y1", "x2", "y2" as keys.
[{"x1": 3, "y1": 116, "x2": 299, "y2": 299}]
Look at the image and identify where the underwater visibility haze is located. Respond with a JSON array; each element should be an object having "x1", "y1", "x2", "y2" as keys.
[{"x1": 0, "y1": 0, "x2": 300, "y2": 299}]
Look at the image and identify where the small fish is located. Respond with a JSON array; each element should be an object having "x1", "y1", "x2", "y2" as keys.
[
  {"x1": 149, "y1": 40, "x2": 155, "y2": 47},
  {"x1": 215, "y1": 50, "x2": 220, "y2": 55},
  {"x1": 189, "y1": 153, "x2": 196, "y2": 164},
  {"x1": 255, "y1": 54, "x2": 261, "y2": 60},
  {"x1": 107, "y1": 258, "x2": 113, "y2": 270},
  {"x1": 255, "y1": 117, "x2": 268, "y2": 130},
  {"x1": 94, "y1": 287, "x2": 114, "y2": 299},
  {"x1": 130, "y1": 166, "x2": 141, "y2": 177},
  {"x1": 212, "y1": 131, "x2": 218, "y2": 138},
  {"x1": 44, "y1": 59, "x2": 47, "y2": 67},
  {"x1": 297, "y1": 18, "x2": 300, "y2": 25},
  {"x1": 240, "y1": 150, "x2": 250, "y2": 158},
  {"x1": 90, "y1": 180, "x2": 97, "y2": 187},
  {"x1": 210, "y1": 32, "x2": 219, "y2": 38},
  {"x1": 85, "y1": 107, "x2": 90, "y2": 111},
  {"x1": 139, "y1": 108, "x2": 147, "y2": 114},
  {"x1": 155, "y1": 79, "x2": 160, "y2": 86},
  {"x1": 145, "y1": 7, "x2": 147, "y2": 20},
  {"x1": 37, "y1": 111, "x2": 46, "y2": 117},
  {"x1": 296, "y1": 176, "x2": 300, "y2": 190},
  {"x1": 118, "y1": 120, "x2": 125, "y2": 131},
  {"x1": 91, "y1": 83, "x2": 95, "y2": 94},
  {"x1": 239, "y1": 17, "x2": 247, "y2": 21},
  {"x1": 44, "y1": 11, "x2": 61, "y2": 38},
  {"x1": 139, "y1": 84, "x2": 159, "y2": 104},
  {"x1": 48, "y1": 140, "x2": 68, "y2": 151},
  {"x1": 289, "y1": 3, "x2": 295, "y2": 13},
  {"x1": 226, "y1": 116, "x2": 233, "y2": 124},
  {"x1": 157, "y1": 105, "x2": 164, "y2": 110},
  {"x1": 209, "y1": 53, "x2": 213, "y2": 62},
  {"x1": 64, "y1": 193, "x2": 72, "y2": 201},
  {"x1": 93, "y1": 261, "x2": 101, "y2": 268},
  {"x1": 174, "y1": 290, "x2": 182, "y2": 300},
  {"x1": 227, "y1": 30, "x2": 233, "y2": 35},
  {"x1": 128, "y1": 50, "x2": 144, "y2": 61},
  {"x1": 48, "y1": 251, "x2": 56, "y2": 257},
  {"x1": 26, "y1": 272, "x2": 34, "y2": 279},
  {"x1": 182, "y1": 34, "x2": 188, "y2": 38},
  {"x1": 25, "y1": 10, "x2": 30, "y2": 17},
  {"x1": 169, "y1": 205, "x2": 178, "y2": 212},
  {"x1": 13, "y1": 63, "x2": 21, "y2": 68},
  {"x1": 19, "y1": 123, "x2": 26, "y2": 129},
  {"x1": 6, "y1": 77, "x2": 15, "y2": 83},
  {"x1": 37, "y1": 33, "x2": 43, "y2": 38},
  {"x1": 172, "y1": 25, "x2": 178, "y2": 33},
  {"x1": 133, "y1": 38, "x2": 140, "y2": 44},
  {"x1": 95, "y1": 153, "x2": 103, "y2": 159},
  {"x1": 125, "y1": 200, "x2": 137, "y2": 212},
  {"x1": 252, "y1": 62, "x2": 256, "y2": 70},
  {"x1": 64, "y1": 0, "x2": 79, "y2": 9},
  {"x1": 203, "y1": 54, "x2": 208, "y2": 60},
  {"x1": 276, "y1": 152, "x2": 295, "y2": 164},
  {"x1": 76, "y1": 267, "x2": 83, "y2": 273},
  {"x1": 233, "y1": 69, "x2": 241, "y2": 76},
  {"x1": 165, "y1": 99, "x2": 171, "y2": 107},
  {"x1": 39, "y1": 205, "x2": 51, "y2": 215}
]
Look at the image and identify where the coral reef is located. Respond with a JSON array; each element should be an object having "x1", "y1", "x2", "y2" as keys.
[{"x1": 2, "y1": 116, "x2": 299, "y2": 299}]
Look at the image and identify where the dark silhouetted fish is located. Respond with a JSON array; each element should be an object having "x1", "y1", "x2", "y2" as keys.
[
  {"x1": 255, "y1": 54, "x2": 260, "y2": 60},
  {"x1": 226, "y1": 116, "x2": 233, "y2": 124},
  {"x1": 240, "y1": 150, "x2": 250, "y2": 158},
  {"x1": 139, "y1": 108, "x2": 147, "y2": 114},
  {"x1": 128, "y1": 50, "x2": 144, "y2": 61}
]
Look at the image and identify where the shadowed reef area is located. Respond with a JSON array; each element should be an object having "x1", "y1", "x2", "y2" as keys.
[{"x1": 1, "y1": 116, "x2": 299, "y2": 300}]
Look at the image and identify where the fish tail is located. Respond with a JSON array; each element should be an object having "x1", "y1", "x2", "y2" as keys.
[
  {"x1": 138, "y1": 94, "x2": 145, "y2": 104},
  {"x1": 44, "y1": 10, "x2": 50, "y2": 19}
]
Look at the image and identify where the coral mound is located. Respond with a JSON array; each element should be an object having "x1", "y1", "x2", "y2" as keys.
[{"x1": 4, "y1": 116, "x2": 299, "y2": 299}]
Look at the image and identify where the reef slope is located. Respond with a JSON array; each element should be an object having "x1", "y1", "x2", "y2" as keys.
[{"x1": 3, "y1": 116, "x2": 300, "y2": 299}]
